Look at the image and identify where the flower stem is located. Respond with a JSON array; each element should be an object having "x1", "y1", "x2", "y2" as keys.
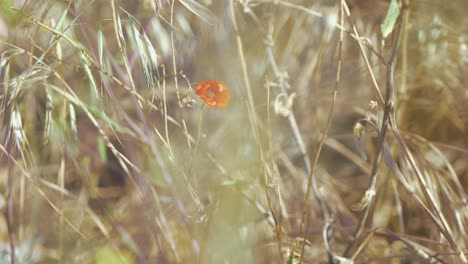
[
  {"x1": 193, "y1": 103, "x2": 205, "y2": 157},
  {"x1": 188, "y1": 103, "x2": 205, "y2": 177}
]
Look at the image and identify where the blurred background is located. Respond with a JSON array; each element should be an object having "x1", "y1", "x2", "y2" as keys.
[{"x1": 0, "y1": 0, "x2": 467, "y2": 263}]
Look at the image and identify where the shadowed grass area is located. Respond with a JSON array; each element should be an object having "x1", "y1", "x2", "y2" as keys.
[{"x1": 0, "y1": 0, "x2": 467, "y2": 263}]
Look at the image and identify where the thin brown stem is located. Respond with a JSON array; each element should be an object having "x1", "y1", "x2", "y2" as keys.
[
  {"x1": 344, "y1": 0, "x2": 405, "y2": 257},
  {"x1": 230, "y1": 1, "x2": 285, "y2": 262},
  {"x1": 298, "y1": 2, "x2": 344, "y2": 263}
]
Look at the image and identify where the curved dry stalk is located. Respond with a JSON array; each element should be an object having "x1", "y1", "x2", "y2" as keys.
[
  {"x1": 343, "y1": 0, "x2": 404, "y2": 256},
  {"x1": 229, "y1": 1, "x2": 285, "y2": 262},
  {"x1": 298, "y1": 2, "x2": 344, "y2": 263}
]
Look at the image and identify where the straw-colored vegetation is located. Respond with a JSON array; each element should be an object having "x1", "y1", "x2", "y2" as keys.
[{"x1": 0, "y1": 0, "x2": 466, "y2": 263}]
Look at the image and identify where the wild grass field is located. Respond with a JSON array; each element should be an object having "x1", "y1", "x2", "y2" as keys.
[{"x1": 0, "y1": 0, "x2": 467, "y2": 263}]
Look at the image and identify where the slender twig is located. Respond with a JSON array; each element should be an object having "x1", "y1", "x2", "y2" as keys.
[
  {"x1": 264, "y1": 28, "x2": 311, "y2": 174},
  {"x1": 341, "y1": 2, "x2": 385, "y2": 106},
  {"x1": 343, "y1": 0, "x2": 405, "y2": 257},
  {"x1": 298, "y1": 2, "x2": 344, "y2": 262},
  {"x1": 265, "y1": 80, "x2": 286, "y2": 262}
]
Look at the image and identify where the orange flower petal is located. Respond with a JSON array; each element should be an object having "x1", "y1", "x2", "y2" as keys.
[{"x1": 195, "y1": 80, "x2": 230, "y2": 108}]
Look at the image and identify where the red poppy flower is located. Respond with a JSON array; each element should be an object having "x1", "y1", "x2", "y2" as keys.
[{"x1": 195, "y1": 80, "x2": 230, "y2": 108}]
